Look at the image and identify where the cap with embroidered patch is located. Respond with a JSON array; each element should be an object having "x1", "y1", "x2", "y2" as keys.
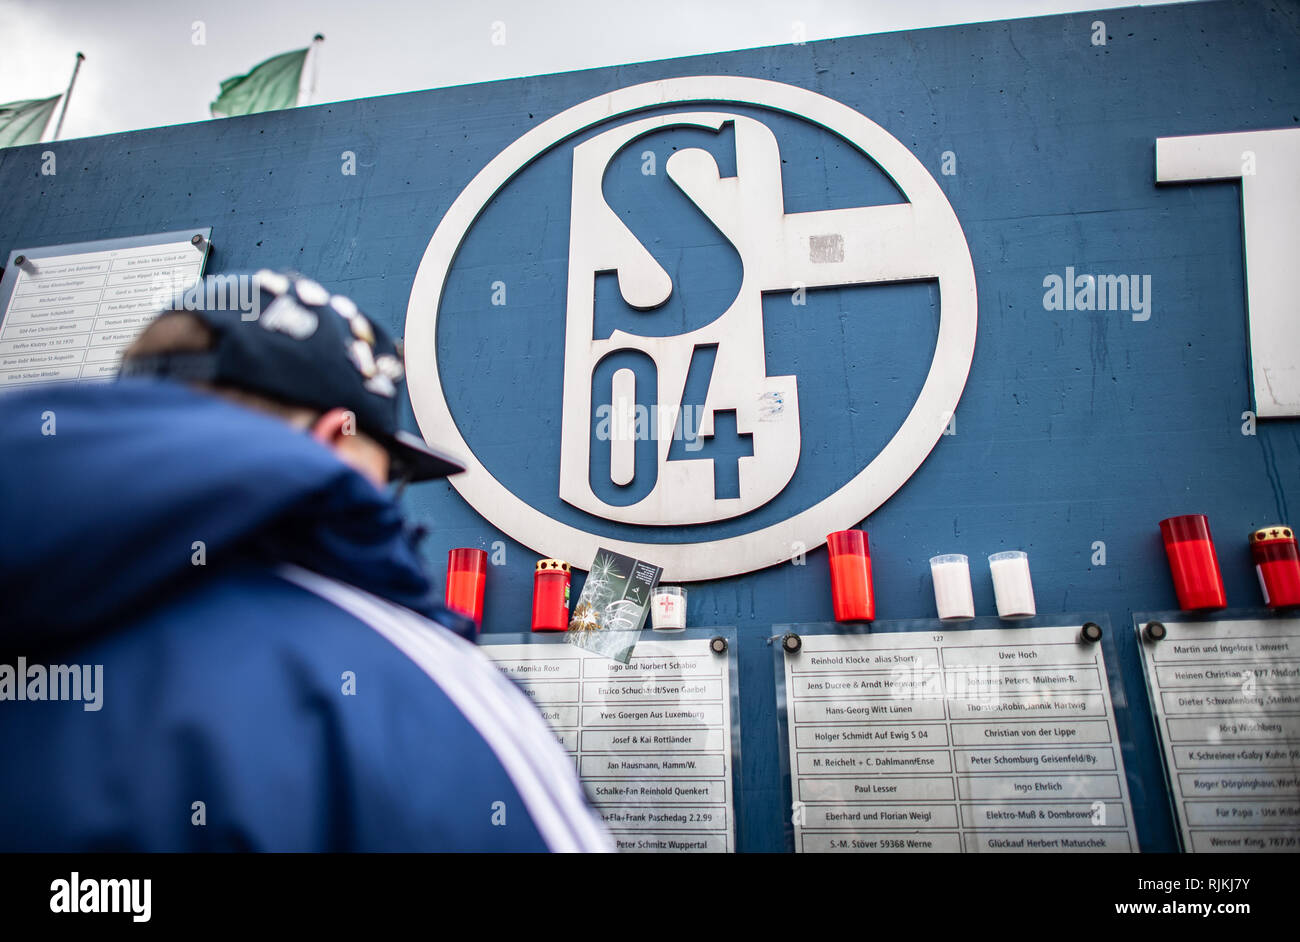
[{"x1": 118, "y1": 270, "x2": 465, "y2": 482}]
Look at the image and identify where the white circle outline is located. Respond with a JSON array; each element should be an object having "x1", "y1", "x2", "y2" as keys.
[{"x1": 405, "y1": 76, "x2": 977, "y2": 581}]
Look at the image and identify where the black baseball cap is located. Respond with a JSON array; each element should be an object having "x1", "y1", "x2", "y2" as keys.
[{"x1": 118, "y1": 269, "x2": 465, "y2": 482}]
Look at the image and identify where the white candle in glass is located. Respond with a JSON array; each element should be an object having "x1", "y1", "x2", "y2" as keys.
[
  {"x1": 651, "y1": 586, "x2": 687, "y2": 629},
  {"x1": 930, "y1": 554, "x2": 975, "y2": 620},
  {"x1": 989, "y1": 551, "x2": 1036, "y2": 617}
]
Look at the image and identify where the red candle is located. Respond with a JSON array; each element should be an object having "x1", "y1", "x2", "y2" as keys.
[
  {"x1": 1251, "y1": 526, "x2": 1300, "y2": 609},
  {"x1": 1159, "y1": 515, "x2": 1226, "y2": 611},
  {"x1": 446, "y1": 548, "x2": 488, "y2": 628},
  {"x1": 532, "y1": 559, "x2": 571, "y2": 632},
  {"x1": 827, "y1": 530, "x2": 874, "y2": 622}
]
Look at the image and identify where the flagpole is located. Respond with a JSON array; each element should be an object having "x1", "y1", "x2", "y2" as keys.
[
  {"x1": 298, "y1": 35, "x2": 324, "y2": 107},
  {"x1": 50, "y1": 51, "x2": 84, "y2": 141}
]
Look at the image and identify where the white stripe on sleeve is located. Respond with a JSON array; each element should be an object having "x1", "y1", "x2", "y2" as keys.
[{"x1": 278, "y1": 564, "x2": 614, "y2": 853}]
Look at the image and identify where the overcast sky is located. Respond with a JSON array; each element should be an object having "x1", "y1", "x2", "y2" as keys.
[{"x1": 2, "y1": 0, "x2": 1205, "y2": 140}]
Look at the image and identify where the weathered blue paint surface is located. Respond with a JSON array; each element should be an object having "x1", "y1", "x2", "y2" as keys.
[{"x1": 2, "y1": 1, "x2": 1297, "y2": 852}]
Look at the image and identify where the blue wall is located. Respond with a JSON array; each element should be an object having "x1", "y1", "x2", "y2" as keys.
[{"x1": 2, "y1": 0, "x2": 1297, "y2": 852}]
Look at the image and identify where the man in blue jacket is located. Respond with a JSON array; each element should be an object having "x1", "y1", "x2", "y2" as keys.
[{"x1": 0, "y1": 270, "x2": 612, "y2": 852}]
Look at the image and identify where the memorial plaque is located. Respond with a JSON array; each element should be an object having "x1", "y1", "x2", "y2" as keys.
[
  {"x1": 479, "y1": 630, "x2": 737, "y2": 852},
  {"x1": 0, "y1": 229, "x2": 211, "y2": 388},
  {"x1": 1135, "y1": 614, "x2": 1300, "y2": 852},
  {"x1": 779, "y1": 622, "x2": 1139, "y2": 852}
]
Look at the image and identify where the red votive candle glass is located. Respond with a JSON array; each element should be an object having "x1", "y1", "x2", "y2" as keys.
[
  {"x1": 532, "y1": 559, "x2": 571, "y2": 632},
  {"x1": 827, "y1": 530, "x2": 874, "y2": 622},
  {"x1": 446, "y1": 548, "x2": 488, "y2": 628},
  {"x1": 1251, "y1": 526, "x2": 1300, "y2": 609},
  {"x1": 1159, "y1": 515, "x2": 1226, "y2": 611}
]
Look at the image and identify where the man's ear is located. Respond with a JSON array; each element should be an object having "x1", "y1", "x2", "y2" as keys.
[{"x1": 309, "y1": 407, "x2": 356, "y2": 446}]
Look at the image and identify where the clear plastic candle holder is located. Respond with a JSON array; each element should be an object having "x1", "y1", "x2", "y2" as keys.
[
  {"x1": 988, "y1": 551, "x2": 1036, "y2": 618},
  {"x1": 651, "y1": 586, "x2": 687, "y2": 630},
  {"x1": 930, "y1": 554, "x2": 974, "y2": 620}
]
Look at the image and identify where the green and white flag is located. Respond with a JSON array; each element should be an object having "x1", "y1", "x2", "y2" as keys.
[
  {"x1": 0, "y1": 96, "x2": 61, "y2": 147},
  {"x1": 210, "y1": 47, "x2": 309, "y2": 118}
]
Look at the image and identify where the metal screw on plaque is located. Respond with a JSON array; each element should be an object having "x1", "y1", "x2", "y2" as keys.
[
  {"x1": 1144, "y1": 621, "x2": 1167, "y2": 642},
  {"x1": 14, "y1": 255, "x2": 26, "y2": 266},
  {"x1": 782, "y1": 632, "x2": 802, "y2": 654},
  {"x1": 709, "y1": 636, "x2": 728, "y2": 654},
  {"x1": 1079, "y1": 622, "x2": 1103, "y2": 644},
  {"x1": 191, "y1": 234, "x2": 204, "y2": 246}
]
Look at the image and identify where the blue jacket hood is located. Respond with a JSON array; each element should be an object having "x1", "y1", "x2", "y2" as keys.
[{"x1": 0, "y1": 379, "x2": 458, "y2": 647}]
